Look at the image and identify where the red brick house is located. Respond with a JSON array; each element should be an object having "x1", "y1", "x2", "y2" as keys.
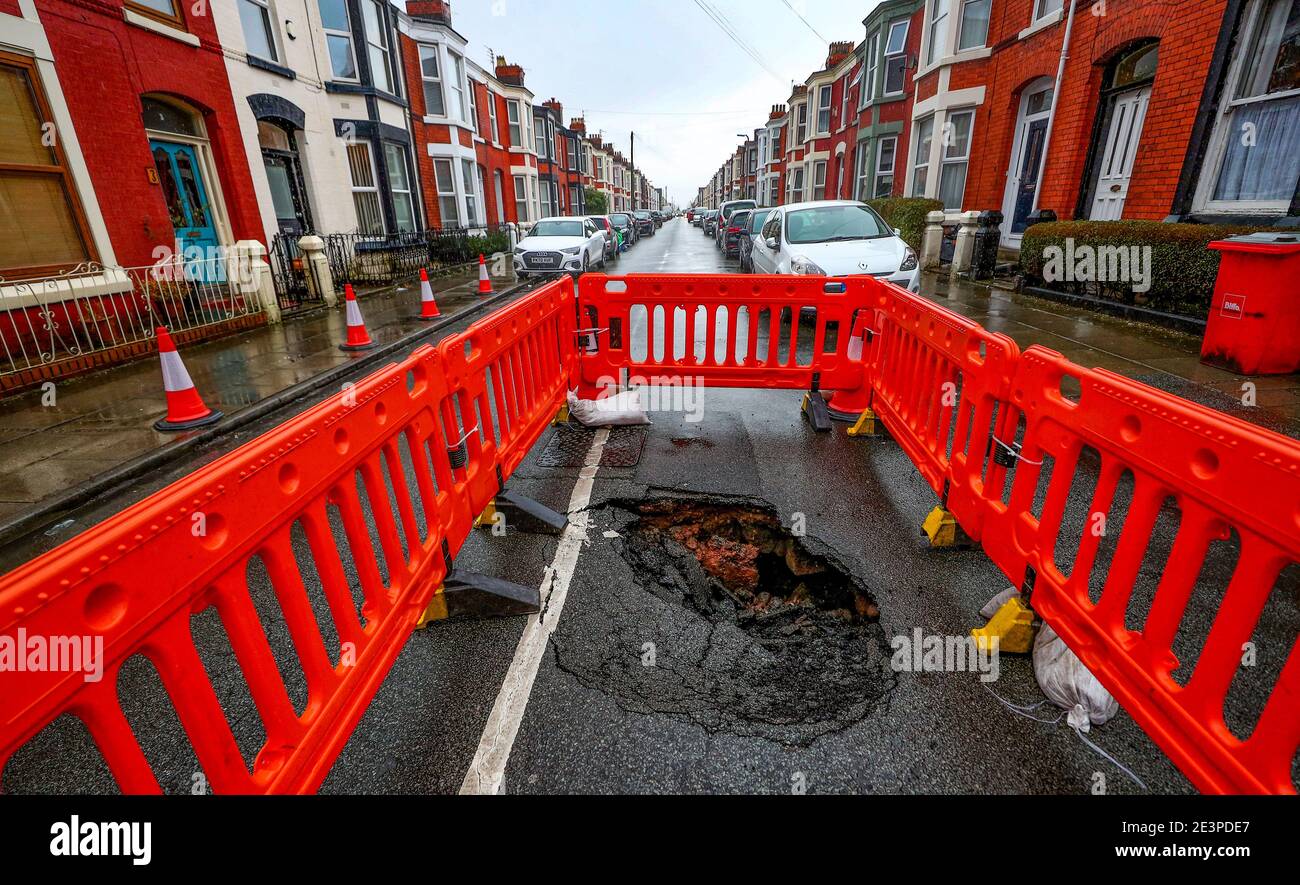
[
  {"x1": 1, "y1": 0, "x2": 262, "y2": 277},
  {"x1": 852, "y1": 0, "x2": 925, "y2": 202},
  {"x1": 907, "y1": 0, "x2": 1297, "y2": 246}
]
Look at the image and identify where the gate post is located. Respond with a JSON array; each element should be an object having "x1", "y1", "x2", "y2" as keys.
[
  {"x1": 233, "y1": 239, "x2": 280, "y2": 324},
  {"x1": 299, "y1": 235, "x2": 338, "y2": 308},
  {"x1": 950, "y1": 211, "x2": 981, "y2": 277},
  {"x1": 922, "y1": 211, "x2": 946, "y2": 269}
]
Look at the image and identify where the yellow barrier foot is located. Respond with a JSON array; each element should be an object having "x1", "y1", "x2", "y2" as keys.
[
  {"x1": 921, "y1": 505, "x2": 969, "y2": 549},
  {"x1": 971, "y1": 596, "x2": 1036, "y2": 654},
  {"x1": 552, "y1": 403, "x2": 570, "y2": 426},
  {"x1": 847, "y1": 409, "x2": 879, "y2": 437},
  {"x1": 416, "y1": 572, "x2": 540, "y2": 626},
  {"x1": 474, "y1": 498, "x2": 498, "y2": 529}
]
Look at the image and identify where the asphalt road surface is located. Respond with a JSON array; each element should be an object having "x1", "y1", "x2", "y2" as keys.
[{"x1": 8, "y1": 218, "x2": 1291, "y2": 795}]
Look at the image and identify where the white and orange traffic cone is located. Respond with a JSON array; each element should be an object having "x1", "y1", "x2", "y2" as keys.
[
  {"x1": 477, "y1": 254, "x2": 493, "y2": 295},
  {"x1": 417, "y1": 268, "x2": 441, "y2": 321},
  {"x1": 339, "y1": 283, "x2": 375, "y2": 352},
  {"x1": 153, "y1": 327, "x2": 222, "y2": 432}
]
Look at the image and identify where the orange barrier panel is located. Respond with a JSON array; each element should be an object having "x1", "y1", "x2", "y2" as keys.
[
  {"x1": 862, "y1": 283, "x2": 1021, "y2": 542},
  {"x1": 435, "y1": 277, "x2": 576, "y2": 515},
  {"x1": 575, "y1": 274, "x2": 875, "y2": 398},
  {"x1": 979, "y1": 347, "x2": 1300, "y2": 794},
  {"x1": 0, "y1": 344, "x2": 476, "y2": 793}
]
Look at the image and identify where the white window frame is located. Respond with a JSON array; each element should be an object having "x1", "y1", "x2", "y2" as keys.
[
  {"x1": 362, "y1": 0, "x2": 394, "y2": 94},
  {"x1": 513, "y1": 174, "x2": 530, "y2": 222},
  {"x1": 417, "y1": 45, "x2": 445, "y2": 117},
  {"x1": 447, "y1": 50, "x2": 467, "y2": 124},
  {"x1": 462, "y1": 158, "x2": 481, "y2": 226},
  {"x1": 319, "y1": 0, "x2": 358, "y2": 82},
  {"x1": 507, "y1": 99, "x2": 523, "y2": 147},
  {"x1": 467, "y1": 79, "x2": 479, "y2": 135},
  {"x1": 1034, "y1": 0, "x2": 1064, "y2": 22},
  {"x1": 875, "y1": 135, "x2": 898, "y2": 198},
  {"x1": 927, "y1": 0, "x2": 952, "y2": 67},
  {"x1": 912, "y1": 115, "x2": 934, "y2": 197},
  {"x1": 239, "y1": 0, "x2": 279, "y2": 62},
  {"x1": 842, "y1": 70, "x2": 858, "y2": 129},
  {"x1": 812, "y1": 159, "x2": 827, "y2": 200},
  {"x1": 854, "y1": 142, "x2": 871, "y2": 200},
  {"x1": 488, "y1": 91, "x2": 500, "y2": 143},
  {"x1": 883, "y1": 21, "x2": 909, "y2": 97},
  {"x1": 958, "y1": 0, "x2": 992, "y2": 51},
  {"x1": 385, "y1": 143, "x2": 416, "y2": 232},
  {"x1": 1194, "y1": 0, "x2": 1300, "y2": 214},
  {"x1": 434, "y1": 157, "x2": 459, "y2": 227},
  {"x1": 938, "y1": 109, "x2": 974, "y2": 210},
  {"x1": 796, "y1": 102, "x2": 808, "y2": 144},
  {"x1": 862, "y1": 30, "x2": 880, "y2": 108},
  {"x1": 816, "y1": 84, "x2": 833, "y2": 135}
]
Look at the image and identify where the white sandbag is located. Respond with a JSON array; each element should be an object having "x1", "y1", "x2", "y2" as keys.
[
  {"x1": 1033, "y1": 622, "x2": 1118, "y2": 732},
  {"x1": 567, "y1": 389, "x2": 651, "y2": 427}
]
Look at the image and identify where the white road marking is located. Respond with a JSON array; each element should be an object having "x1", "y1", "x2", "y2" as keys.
[{"x1": 460, "y1": 427, "x2": 610, "y2": 795}]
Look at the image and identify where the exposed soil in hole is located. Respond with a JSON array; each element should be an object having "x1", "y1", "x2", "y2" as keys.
[{"x1": 551, "y1": 495, "x2": 896, "y2": 745}]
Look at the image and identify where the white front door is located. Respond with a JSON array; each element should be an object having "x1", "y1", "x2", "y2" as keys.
[{"x1": 1089, "y1": 86, "x2": 1152, "y2": 220}]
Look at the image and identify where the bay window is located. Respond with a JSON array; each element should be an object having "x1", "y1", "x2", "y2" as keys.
[
  {"x1": 488, "y1": 92, "x2": 500, "y2": 142},
  {"x1": 875, "y1": 136, "x2": 897, "y2": 198},
  {"x1": 884, "y1": 21, "x2": 909, "y2": 96},
  {"x1": 447, "y1": 51, "x2": 467, "y2": 122},
  {"x1": 418, "y1": 46, "x2": 445, "y2": 116},
  {"x1": 958, "y1": 0, "x2": 991, "y2": 51},
  {"x1": 912, "y1": 116, "x2": 934, "y2": 197},
  {"x1": 863, "y1": 30, "x2": 879, "y2": 107},
  {"x1": 1199, "y1": 0, "x2": 1300, "y2": 212},
  {"x1": 927, "y1": 0, "x2": 951, "y2": 66},
  {"x1": 817, "y1": 85, "x2": 833, "y2": 135},
  {"x1": 854, "y1": 142, "x2": 871, "y2": 200},
  {"x1": 938, "y1": 110, "x2": 974, "y2": 210},
  {"x1": 434, "y1": 158, "x2": 459, "y2": 227},
  {"x1": 462, "y1": 159, "x2": 480, "y2": 226},
  {"x1": 812, "y1": 160, "x2": 827, "y2": 200}
]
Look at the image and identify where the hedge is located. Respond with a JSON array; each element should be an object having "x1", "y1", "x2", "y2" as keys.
[
  {"x1": 1019, "y1": 220, "x2": 1271, "y2": 318},
  {"x1": 867, "y1": 197, "x2": 944, "y2": 251}
]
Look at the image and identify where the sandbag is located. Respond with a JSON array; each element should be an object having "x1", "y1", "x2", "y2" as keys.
[
  {"x1": 567, "y1": 389, "x2": 651, "y2": 427},
  {"x1": 1033, "y1": 622, "x2": 1118, "y2": 732}
]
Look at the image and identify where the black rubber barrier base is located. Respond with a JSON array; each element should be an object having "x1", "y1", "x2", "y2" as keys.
[
  {"x1": 495, "y1": 489, "x2": 568, "y2": 535},
  {"x1": 802, "y1": 391, "x2": 832, "y2": 433},
  {"x1": 153, "y1": 409, "x2": 224, "y2": 433},
  {"x1": 440, "y1": 570, "x2": 541, "y2": 620}
]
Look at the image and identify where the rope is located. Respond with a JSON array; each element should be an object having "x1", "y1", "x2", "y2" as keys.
[{"x1": 991, "y1": 435, "x2": 1045, "y2": 466}]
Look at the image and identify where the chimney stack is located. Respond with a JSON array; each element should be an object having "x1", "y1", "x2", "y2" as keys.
[
  {"x1": 406, "y1": 0, "x2": 451, "y2": 24},
  {"x1": 826, "y1": 40, "x2": 856, "y2": 69},
  {"x1": 494, "y1": 55, "x2": 525, "y2": 86}
]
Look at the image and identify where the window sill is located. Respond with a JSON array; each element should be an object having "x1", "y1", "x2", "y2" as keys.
[
  {"x1": 1019, "y1": 10, "x2": 1063, "y2": 41},
  {"x1": 246, "y1": 55, "x2": 296, "y2": 80},
  {"x1": 915, "y1": 45, "x2": 992, "y2": 79},
  {"x1": 123, "y1": 9, "x2": 199, "y2": 47}
]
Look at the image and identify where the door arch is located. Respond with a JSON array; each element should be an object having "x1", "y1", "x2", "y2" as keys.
[
  {"x1": 1000, "y1": 77, "x2": 1055, "y2": 246},
  {"x1": 258, "y1": 119, "x2": 314, "y2": 238},
  {"x1": 142, "y1": 95, "x2": 232, "y2": 281},
  {"x1": 1082, "y1": 41, "x2": 1159, "y2": 220}
]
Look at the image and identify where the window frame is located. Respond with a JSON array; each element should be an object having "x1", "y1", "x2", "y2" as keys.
[
  {"x1": 434, "y1": 157, "x2": 460, "y2": 228},
  {"x1": 938, "y1": 109, "x2": 974, "y2": 210},
  {"x1": 912, "y1": 115, "x2": 935, "y2": 197},
  {"x1": 927, "y1": 0, "x2": 951, "y2": 67},
  {"x1": 467, "y1": 79, "x2": 479, "y2": 135},
  {"x1": 447, "y1": 50, "x2": 467, "y2": 124},
  {"x1": 488, "y1": 91, "x2": 501, "y2": 143},
  {"x1": 957, "y1": 0, "x2": 992, "y2": 52},
  {"x1": 795, "y1": 102, "x2": 808, "y2": 144},
  {"x1": 883, "y1": 20, "x2": 910, "y2": 97},
  {"x1": 238, "y1": 0, "x2": 280, "y2": 62},
  {"x1": 346, "y1": 140, "x2": 385, "y2": 234},
  {"x1": 1034, "y1": 0, "x2": 1065, "y2": 22},
  {"x1": 361, "y1": 0, "x2": 395, "y2": 95},
  {"x1": 874, "y1": 135, "x2": 898, "y2": 198},
  {"x1": 812, "y1": 160, "x2": 828, "y2": 200},
  {"x1": 816, "y1": 84, "x2": 833, "y2": 135},
  {"x1": 417, "y1": 45, "x2": 445, "y2": 117},
  {"x1": 126, "y1": 0, "x2": 185, "y2": 29},
  {"x1": 854, "y1": 142, "x2": 871, "y2": 201},
  {"x1": 319, "y1": 0, "x2": 359, "y2": 82},
  {"x1": 384, "y1": 142, "x2": 416, "y2": 232},
  {"x1": 0, "y1": 51, "x2": 98, "y2": 277},
  {"x1": 462, "y1": 158, "x2": 481, "y2": 227},
  {"x1": 863, "y1": 30, "x2": 880, "y2": 108}
]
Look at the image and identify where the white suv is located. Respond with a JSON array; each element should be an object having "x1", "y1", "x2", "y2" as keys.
[
  {"x1": 514, "y1": 217, "x2": 608, "y2": 278},
  {"x1": 748, "y1": 200, "x2": 920, "y2": 292}
]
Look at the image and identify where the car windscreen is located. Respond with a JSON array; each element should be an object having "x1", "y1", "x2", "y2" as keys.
[
  {"x1": 783, "y1": 205, "x2": 891, "y2": 245},
  {"x1": 531, "y1": 220, "x2": 584, "y2": 238},
  {"x1": 749, "y1": 210, "x2": 771, "y2": 233}
]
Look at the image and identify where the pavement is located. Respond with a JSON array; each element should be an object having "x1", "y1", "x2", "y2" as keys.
[
  {"x1": 0, "y1": 263, "x2": 514, "y2": 525},
  {"x1": 2, "y1": 218, "x2": 1294, "y2": 795}
]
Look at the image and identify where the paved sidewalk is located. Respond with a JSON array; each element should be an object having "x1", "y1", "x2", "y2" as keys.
[
  {"x1": 922, "y1": 272, "x2": 1300, "y2": 440},
  {"x1": 0, "y1": 265, "x2": 514, "y2": 522}
]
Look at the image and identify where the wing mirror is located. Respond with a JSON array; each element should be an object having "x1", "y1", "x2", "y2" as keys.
[
  {"x1": 893, "y1": 227, "x2": 902, "y2": 237},
  {"x1": 764, "y1": 236, "x2": 779, "y2": 250}
]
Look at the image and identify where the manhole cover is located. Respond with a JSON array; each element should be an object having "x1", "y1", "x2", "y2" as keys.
[
  {"x1": 553, "y1": 496, "x2": 895, "y2": 745},
  {"x1": 537, "y1": 425, "x2": 645, "y2": 468}
]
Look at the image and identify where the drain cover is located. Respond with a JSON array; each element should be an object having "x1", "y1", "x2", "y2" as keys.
[{"x1": 537, "y1": 425, "x2": 645, "y2": 468}]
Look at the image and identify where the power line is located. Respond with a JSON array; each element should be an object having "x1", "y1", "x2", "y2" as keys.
[
  {"x1": 581, "y1": 108, "x2": 758, "y2": 117},
  {"x1": 777, "y1": 0, "x2": 827, "y2": 44},
  {"x1": 690, "y1": 0, "x2": 784, "y2": 84}
]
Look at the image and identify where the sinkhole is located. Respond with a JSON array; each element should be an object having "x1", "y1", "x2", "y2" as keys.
[{"x1": 551, "y1": 496, "x2": 897, "y2": 745}]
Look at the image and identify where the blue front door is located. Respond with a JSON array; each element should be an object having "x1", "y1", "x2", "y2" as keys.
[
  {"x1": 1011, "y1": 119, "x2": 1049, "y2": 235},
  {"x1": 150, "y1": 140, "x2": 224, "y2": 282}
]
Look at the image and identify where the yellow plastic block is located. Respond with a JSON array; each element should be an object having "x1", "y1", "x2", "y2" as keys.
[
  {"x1": 847, "y1": 409, "x2": 878, "y2": 437},
  {"x1": 552, "y1": 403, "x2": 570, "y2": 425},
  {"x1": 416, "y1": 588, "x2": 449, "y2": 628},
  {"x1": 800, "y1": 392, "x2": 811, "y2": 413},
  {"x1": 922, "y1": 505, "x2": 961, "y2": 548},
  {"x1": 971, "y1": 597, "x2": 1036, "y2": 654},
  {"x1": 474, "y1": 498, "x2": 498, "y2": 529}
]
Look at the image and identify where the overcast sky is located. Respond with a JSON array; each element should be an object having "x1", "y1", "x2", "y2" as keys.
[{"x1": 415, "y1": 0, "x2": 884, "y2": 206}]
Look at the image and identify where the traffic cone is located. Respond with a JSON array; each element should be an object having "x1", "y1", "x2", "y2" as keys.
[
  {"x1": 153, "y1": 327, "x2": 222, "y2": 432},
  {"x1": 477, "y1": 254, "x2": 493, "y2": 295},
  {"x1": 417, "y1": 268, "x2": 441, "y2": 321},
  {"x1": 339, "y1": 284, "x2": 375, "y2": 352}
]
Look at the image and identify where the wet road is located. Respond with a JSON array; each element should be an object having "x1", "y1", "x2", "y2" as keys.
[{"x1": 7, "y1": 218, "x2": 1290, "y2": 795}]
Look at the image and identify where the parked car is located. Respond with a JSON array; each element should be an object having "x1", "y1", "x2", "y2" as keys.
[
  {"x1": 586, "y1": 215, "x2": 620, "y2": 262},
  {"x1": 738, "y1": 208, "x2": 772, "y2": 272},
  {"x1": 651, "y1": 211, "x2": 665, "y2": 228},
  {"x1": 609, "y1": 212, "x2": 637, "y2": 245},
  {"x1": 714, "y1": 199, "x2": 757, "y2": 248},
  {"x1": 722, "y1": 209, "x2": 752, "y2": 259},
  {"x1": 686, "y1": 208, "x2": 697, "y2": 223},
  {"x1": 703, "y1": 209, "x2": 720, "y2": 236},
  {"x1": 747, "y1": 201, "x2": 919, "y2": 292},
  {"x1": 633, "y1": 210, "x2": 656, "y2": 237},
  {"x1": 513, "y1": 216, "x2": 608, "y2": 278}
]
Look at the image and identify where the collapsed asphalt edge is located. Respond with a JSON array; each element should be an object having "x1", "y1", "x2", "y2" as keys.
[{"x1": 0, "y1": 278, "x2": 539, "y2": 552}]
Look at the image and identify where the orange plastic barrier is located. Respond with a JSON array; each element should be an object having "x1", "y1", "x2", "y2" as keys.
[
  {"x1": 575, "y1": 274, "x2": 875, "y2": 399},
  {"x1": 861, "y1": 282, "x2": 1020, "y2": 542},
  {"x1": 978, "y1": 348, "x2": 1300, "y2": 795},
  {"x1": 435, "y1": 276, "x2": 576, "y2": 514},
  {"x1": 0, "y1": 278, "x2": 572, "y2": 794}
]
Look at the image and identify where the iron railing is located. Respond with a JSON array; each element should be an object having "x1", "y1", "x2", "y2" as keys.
[
  {"x1": 322, "y1": 225, "x2": 510, "y2": 287},
  {"x1": 0, "y1": 255, "x2": 264, "y2": 379}
]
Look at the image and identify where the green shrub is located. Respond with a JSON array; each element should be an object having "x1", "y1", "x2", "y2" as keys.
[
  {"x1": 867, "y1": 197, "x2": 944, "y2": 251},
  {"x1": 467, "y1": 231, "x2": 509, "y2": 258},
  {"x1": 1019, "y1": 220, "x2": 1270, "y2": 318}
]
